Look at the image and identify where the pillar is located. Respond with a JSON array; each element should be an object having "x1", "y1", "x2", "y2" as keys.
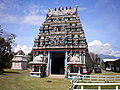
[
  {"x1": 46, "y1": 51, "x2": 50, "y2": 76},
  {"x1": 65, "y1": 51, "x2": 68, "y2": 77},
  {"x1": 39, "y1": 65, "x2": 41, "y2": 73}
]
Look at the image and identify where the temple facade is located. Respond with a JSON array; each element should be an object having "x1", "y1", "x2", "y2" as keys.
[{"x1": 29, "y1": 6, "x2": 93, "y2": 78}]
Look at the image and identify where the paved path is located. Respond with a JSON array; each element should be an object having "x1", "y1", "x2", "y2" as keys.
[{"x1": 0, "y1": 70, "x2": 29, "y2": 79}]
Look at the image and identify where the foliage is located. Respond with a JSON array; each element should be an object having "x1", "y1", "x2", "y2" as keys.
[
  {"x1": 27, "y1": 50, "x2": 33, "y2": 62},
  {"x1": 89, "y1": 52, "x2": 101, "y2": 65},
  {"x1": 0, "y1": 25, "x2": 16, "y2": 74}
]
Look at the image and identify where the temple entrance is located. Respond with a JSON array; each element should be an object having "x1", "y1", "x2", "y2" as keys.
[{"x1": 51, "y1": 53, "x2": 65, "y2": 74}]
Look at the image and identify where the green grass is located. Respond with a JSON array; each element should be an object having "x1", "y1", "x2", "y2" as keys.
[
  {"x1": 76, "y1": 85, "x2": 118, "y2": 89},
  {"x1": 1, "y1": 69, "x2": 120, "y2": 90},
  {"x1": 91, "y1": 70, "x2": 120, "y2": 75},
  {"x1": 0, "y1": 69, "x2": 70, "y2": 90}
]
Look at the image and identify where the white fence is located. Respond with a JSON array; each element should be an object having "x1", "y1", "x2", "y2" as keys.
[{"x1": 69, "y1": 74, "x2": 120, "y2": 90}]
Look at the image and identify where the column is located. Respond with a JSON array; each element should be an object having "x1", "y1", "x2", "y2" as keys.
[
  {"x1": 50, "y1": 55, "x2": 52, "y2": 75},
  {"x1": 78, "y1": 67, "x2": 81, "y2": 74},
  {"x1": 46, "y1": 51, "x2": 50, "y2": 76},
  {"x1": 65, "y1": 51, "x2": 68, "y2": 77},
  {"x1": 84, "y1": 55, "x2": 85, "y2": 64},
  {"x1": 39, "y1": 65, "x2": 41, "y2": 73}
]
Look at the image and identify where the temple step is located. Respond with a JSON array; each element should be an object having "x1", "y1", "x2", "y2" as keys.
[{"x1": 48, "y1": 74, "x2": 65, "y2": 78}]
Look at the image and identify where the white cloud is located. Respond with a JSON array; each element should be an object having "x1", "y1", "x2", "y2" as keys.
[
  {"x1": 0, "y1": 3, "x2": 7, "y2": 10},
  {"x1": 0, "y1": 14, "x2": 17, "y2": 23},
  {"x1": 14, "y1": 45, "x2": 32, "y2": 55},
  {"x1": 78, "y1": 7, "x2": 87, "y2": 11},
  {"x1": 24, "y1": 4, "x2": 47, "y2": 15},
  {"x1": 88, "y1": 40, "x2": 120, "y2": 57},
  {"x1": 22, "y1": 15, "x2": 45, "y2": 25},
  {"x1": 88, "y1": 40, "x2": 102, "y2": 46},
  {"x1": 0, "y1": 1, "x2": 18, "y2": 23}
]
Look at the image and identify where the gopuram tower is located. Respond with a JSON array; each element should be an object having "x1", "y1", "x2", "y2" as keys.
[{"x1": 29, "y1": 6, "x2": 93, "y2": 78}]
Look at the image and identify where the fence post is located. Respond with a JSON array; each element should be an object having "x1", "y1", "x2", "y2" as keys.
[
  {"x1": 98, "y1": 85, "x2": 101, "y2": 90},
  {"x1": 81, "y1": 86, "x2": 83, "y2": 90},
  {"x1": 90, "y1": 76, "x2": 91, "y2": 82},
  {"x1": 116, "y1": 85, "x2": 118, "y2": 90}
]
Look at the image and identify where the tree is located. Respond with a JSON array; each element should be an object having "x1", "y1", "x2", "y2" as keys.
[
  {"x1": 26, "y1": 50, "x2": 33, "y2": 68},
  {"x1": 0, "y1": 25, "x2": 16, "y2": 74}
]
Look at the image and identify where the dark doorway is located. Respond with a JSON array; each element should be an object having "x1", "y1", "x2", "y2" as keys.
[{"x1": 51, "y1": 53, "x2": 65, "y2": 74}]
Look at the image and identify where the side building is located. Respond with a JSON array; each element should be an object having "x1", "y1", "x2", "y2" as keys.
[
  {"x1": 29, "y1": 6, "x2": 93, "y2": 78},
  {"x1": 11, "y1": 49, "x2": 28, "y2": 70}
]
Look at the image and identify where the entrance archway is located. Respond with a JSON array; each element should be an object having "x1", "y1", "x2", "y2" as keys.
[{"x1": 51, "y1": 53, "x2": 65, "y2": 74}]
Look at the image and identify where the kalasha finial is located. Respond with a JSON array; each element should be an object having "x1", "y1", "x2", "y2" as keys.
[
  {"x1": 69, "y1": 6, "x2": 72, "y2": 9},
  {"x1": 58, "y1": 7, "x2": 61, "y2": 10},
  {"x1": 55, "y1": 8, "x2": 57, "y2": 11},
  {"x1": 66, "y1": 6, "x2": 68, "y2": 10},
  {"x1": 75, "y1": 5, "x2": 78, "y2": 9},
  {"x1": 62, "y1": 7, "x2": 64, "y2": 10},
  {"x1": 48, "y1": 8, "x2": 51, "y2": 12}
]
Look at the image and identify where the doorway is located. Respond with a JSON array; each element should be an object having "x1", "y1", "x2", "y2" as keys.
[{"x1": 51, "y1": 53, "x2": 65, "y2": 74}]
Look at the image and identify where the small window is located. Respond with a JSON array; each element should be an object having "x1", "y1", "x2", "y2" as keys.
[
  {"x1": 70, "y1": 67, "x2": 78, "y2": 73},
  {"x1": 41, "y1": 37, "x2": 44, "y2": 39},
  {"x1": 34, "y1": 65, "x2": 39, "y2": 72},
  {"x1": 58, "y1": 28, "x2": 61, "y2": 31},
  {"x1": 59, "y1": 19, "x2": 62, "y2": 21},
  {"x1": 44, "y1": 30, "x2": 48, "y2": 33},
  {"x1": 74, "y1": 35, "x2": 78, "y2": 38}
]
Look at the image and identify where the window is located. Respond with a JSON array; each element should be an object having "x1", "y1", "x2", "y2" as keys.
[
  {"x1": 34, "y1": 65, "x2": 39, "y2": 72},
  {"x1": 40, "y1": 30, "x2": 43, "y2": 33},
  {"x1": 59, "y1": 19, "x2": 62, "y2": 21},
  {"x1": 44, "y1": 30, "x2": 48, "y2": 33},
  {"x1": 64, "y1": 18, "x2": 68, "y2": 20},
  {"x1": 70, "y1": 67, "x2": 78, "y2": 73},
  {"x1": 74, "y1": 35, "x2": 78, "y2": 38},
  {"x1": 71, "y1": 28, "x2": 75, "y2": 31},
  {"x1": 41, "y1": 66, "x2": 43, "y2": 72},
  {"x1": 41, "y1": 36, "x2": 44, "y2": 40},
  {"x1": 72, "y1": 24, "x2": 75, "y2": 26},
  {"x1": 58, "y1": 28, "x2": 61, "y2": 31}
]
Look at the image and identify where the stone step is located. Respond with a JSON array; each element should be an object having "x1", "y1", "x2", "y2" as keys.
[{"x1": 48, "y1": 74, "x2": 65, "y2": 78}]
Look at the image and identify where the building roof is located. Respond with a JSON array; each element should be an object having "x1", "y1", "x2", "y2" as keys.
[
  {"x1": 29, "y1": 55, "x2": 46, "y2": 64},
  {"x1": 103, "y1": 59, "x2": 119, "y2": 62},
  {"x1": 47, "y1": 6, "x2": 78, "y2": 17},
  {"x1": 33, "y1": 55, "x2": 43, "y2": 62},
  {"x1": 69, "y1": 56, "x2": 80, "y2": 62},
  {"x1": 16, "y1": 49, "x2": 25, "y2": 55}
]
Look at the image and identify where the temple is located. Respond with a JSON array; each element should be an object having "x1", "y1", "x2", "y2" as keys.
[
  {"x1": 11, "y1": 49, "x2": 28, "y2": 70},
  {"x1": 29, "y1": 6, "x2": 93, "y2": 78}
]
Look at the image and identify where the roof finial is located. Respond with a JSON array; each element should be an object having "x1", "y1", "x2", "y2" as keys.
[
  {"x1": 75, "y1": 5, "x2": 78, "y2": 9},
  {"x1": 48, "y1": 8, "x2": 51, "y2": 12},
  {"x1": 58, "y1": 7, "x2": 61, "y2": 10},
  {"x1": 66, "y1": 6, "x2": 68, "y2": 10},
  {"x1": 55, "y1": 8, "x2": 57, "y2": 11}
]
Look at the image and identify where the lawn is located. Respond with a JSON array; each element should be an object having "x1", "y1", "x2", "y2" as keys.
[
  {"x1": 1, "y1": 69, "x2": 120, "y2": 90},
  {"x1": 91, "y1": 70, "x2": 120, "y2": 75},
  {"x1": 0, "y1": 69, "x2": 70, "y2": 90}
]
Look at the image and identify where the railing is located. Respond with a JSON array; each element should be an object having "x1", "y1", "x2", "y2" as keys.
[
  {"x1": 79, "y1": 75, "x2": 120, "y2": 83},
  {"x1": 73, "y1": 83, "x2": 120, "y2": 90},
  {"x1": 69, "y1": 74, "x2": 120, "y2": 90}
]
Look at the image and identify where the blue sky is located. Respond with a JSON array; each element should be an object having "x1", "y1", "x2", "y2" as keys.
[{"x1": 0, "y1": 0, "x2": 120, "y2": 56}]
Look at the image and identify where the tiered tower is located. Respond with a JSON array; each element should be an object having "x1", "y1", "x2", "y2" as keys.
[{"x1": 29, "y1": 6, "x2": 93, "y2": 78}]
